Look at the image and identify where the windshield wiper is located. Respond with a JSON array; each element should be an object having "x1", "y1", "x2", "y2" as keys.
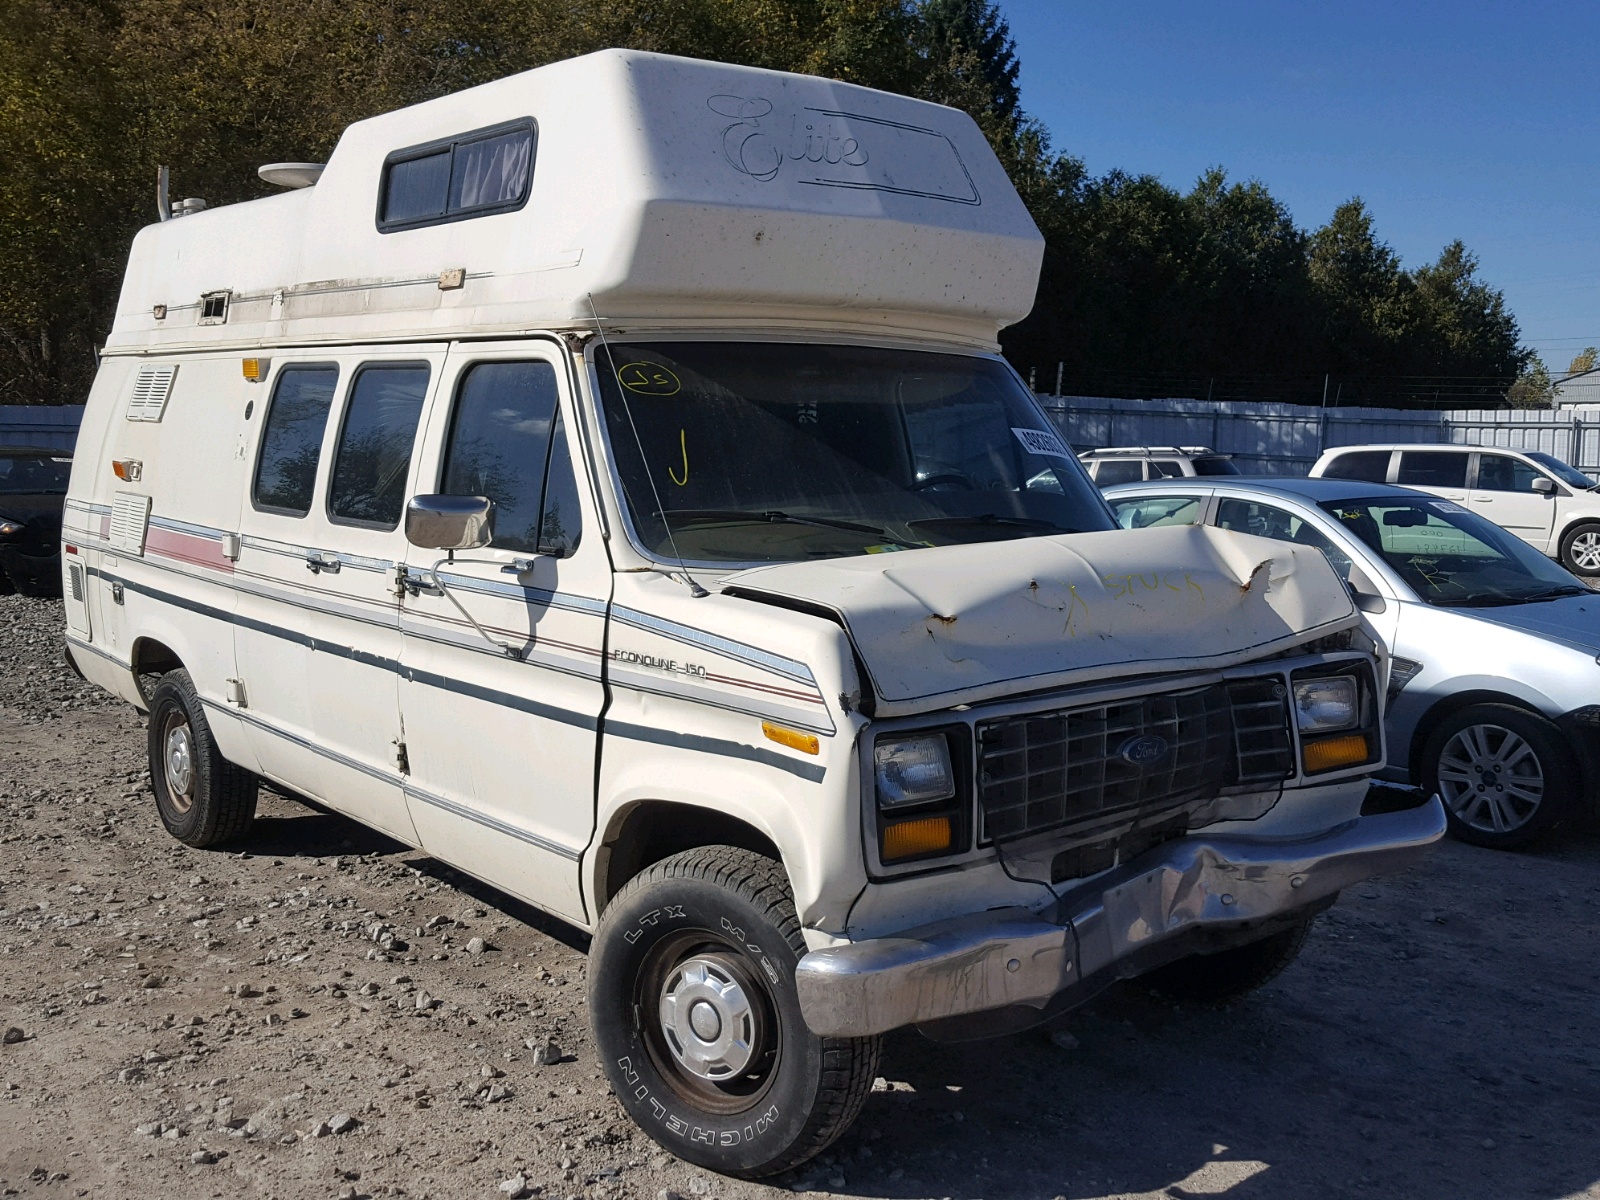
[
  {"x1": 659, "y1": 508, "x2": 910, "y2": 544},
  {"x1": 909, "y1": 513, "x2": 1076, "y2": 535},
  {"x1": 1431, "y1": 585, "x2": 1590, "y2": 608}
]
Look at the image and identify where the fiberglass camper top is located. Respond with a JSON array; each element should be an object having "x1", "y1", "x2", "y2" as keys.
[{"x1": 109, "y1": 49, "x2": 1044, "y2": 356}]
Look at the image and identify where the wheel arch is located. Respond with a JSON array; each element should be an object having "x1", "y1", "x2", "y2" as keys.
[
  {"x1": 593, "y1": 800, "x2": 782, "y2": 917},
  {"x1": 1408, "y1": 689, "x2": 1557, "y2": 783},
  {"x1": 130, "y1": 636, "x2": 185, "y2": 705},
  {"x1": 1556, "y1": 515, "x2": 1600, "y2": 560}
]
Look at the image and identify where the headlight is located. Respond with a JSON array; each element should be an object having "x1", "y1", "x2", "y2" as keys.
[
  {"x1": 1293, "y1": 677, "x2": 1358, "y2": 733},
  {"x1": 874, "y1": 735, "x2": 955, "y2": 808},
  {"x1": 0, "y1": 520, "x2": 22, "y2": 539}
]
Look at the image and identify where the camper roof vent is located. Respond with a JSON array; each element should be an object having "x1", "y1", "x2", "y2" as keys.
[{"x1": 259, "y1": 162, "x2": 326, "y2": 189}]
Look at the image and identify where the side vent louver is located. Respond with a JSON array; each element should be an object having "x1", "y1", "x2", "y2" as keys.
[
  {"x1": 127, "y1": 364, "x2": 178, "y2": 422},
  {"x1": 68, "y1": 562, "x2": 84, "y2": 603},
  {"x1": 109, "y1": 491, "x2": 153, "y2": 556}
]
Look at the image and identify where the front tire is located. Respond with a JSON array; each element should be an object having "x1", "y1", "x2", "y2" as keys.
[
  {"x1": 1421, "y1": 703, "x2": 1576, "y2": 849},
  {"x1": 147, "y1": 669, "x2": 259, "y2": 847},
  {"x1": 589, "y1": 846, "x2": 880, "y2": 1178},
  {"x1": 1559, "y1": 521, "x2": 1600, "y2": 576},
  {"x1": 1142, "y1": 917, "x2": 1314, "y2": 1004}
]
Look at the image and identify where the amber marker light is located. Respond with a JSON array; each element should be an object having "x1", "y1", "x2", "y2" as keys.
[
  {"x1": 241, "y1": 358, "x2": 267, "y2": 382},
  {"x1": 881, "y1": 816, "x2": 952, "y2": 861},
  {"x1": 1302, "y1": 733, "x2": 1370, "y2": 774},
  {"x1": 762, "y1": 722, "x2": 820, "y2": 755}
]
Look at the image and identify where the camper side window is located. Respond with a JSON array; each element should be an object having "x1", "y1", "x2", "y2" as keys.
[
  {"x1": 328, "y1": 364, "x2": 429, "y2": 529},
  {"x1": 378, "y1": 120, "x2": 536, "y2": 232},
  {"x1": 254, "y1": 365, "x2": 339, "y2": 516},
  {"x1": 440, "y1": 361, "x2": 582, "y2": 556}
]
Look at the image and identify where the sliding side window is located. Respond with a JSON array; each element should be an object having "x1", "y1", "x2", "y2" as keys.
[{"x1": 377, "y1": 120, "x2": 536, "y2": 232}]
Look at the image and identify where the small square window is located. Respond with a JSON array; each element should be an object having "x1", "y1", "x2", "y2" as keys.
[{"x1": 198, "y1": 291, "x2": 230, "y2": 325}]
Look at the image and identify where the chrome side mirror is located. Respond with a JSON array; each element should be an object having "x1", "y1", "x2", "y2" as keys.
[
  {"x1": 1532, "y1": 476, "x2": 1556, "y2": 496},
  {"x1": 405, "y1": 495, "x2": 494, "y2": 551}
]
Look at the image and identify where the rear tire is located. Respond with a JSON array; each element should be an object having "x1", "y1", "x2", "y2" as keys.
[
  {"x1": 1421, "y1": 702, "x2": 1576, "y2": 849},
  {"x1": 147, "y1": 669, "x2": 258, "y2": 847},
  {"x1": 1142, "y1": 917, "x2": 1314, "y2": 1004},
  {"x1": 1559, "y1": 521, "x2": 1600, "y2": 576},
  {"x1": 589, "y1": 846, "x2": 880, "y2": 1178}
]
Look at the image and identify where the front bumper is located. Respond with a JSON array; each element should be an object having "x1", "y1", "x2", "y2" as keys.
[{"x1": 795, "y1": 797, "x2": 1446, "y2": 1038}]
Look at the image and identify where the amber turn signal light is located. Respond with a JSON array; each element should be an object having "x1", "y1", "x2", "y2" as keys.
[
  {"x1": 762, "y1": 722, "x2": 819, "y2": 756},
  {"x1": 1302, "y1": 733, "x2": 1370, "y2": 774},
  {"x1": 881, "y1": 816, "x2": 952, "y2": 861}
]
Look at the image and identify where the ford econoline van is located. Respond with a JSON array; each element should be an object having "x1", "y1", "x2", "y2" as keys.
[{"x1": 62, "y1": 50, "x2": 1444, "y2": 1177}]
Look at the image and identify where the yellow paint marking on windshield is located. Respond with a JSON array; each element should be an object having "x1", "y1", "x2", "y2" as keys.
[
  {"x1": 668, "y1": 428, "x2": 689, "y2": 486},
  {"x1": 619, "y1": 362, "x2": 681, "y2": 396}
]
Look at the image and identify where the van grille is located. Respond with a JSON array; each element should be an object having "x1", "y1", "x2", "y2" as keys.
[{"x1": 975, "y1": 680, "x2": 1293, "y2": 844}]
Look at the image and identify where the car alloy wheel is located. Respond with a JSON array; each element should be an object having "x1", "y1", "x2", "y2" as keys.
[
  {"x1": 1436, "y1": 722, "x2": 1544, "y2": 835},
  {"x1": 1569, "y1": 530, "x2": 1600, "y2": 573}
]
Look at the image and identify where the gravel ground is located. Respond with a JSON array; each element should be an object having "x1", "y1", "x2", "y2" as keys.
[{"x1": 2, "y1": 592, "x2": 1599, "y2": 1200}]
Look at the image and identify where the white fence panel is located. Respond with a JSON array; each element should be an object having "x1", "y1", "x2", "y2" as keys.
[{"x1": 1039, "y1": 395, "x2": 1600, "y2": 477}]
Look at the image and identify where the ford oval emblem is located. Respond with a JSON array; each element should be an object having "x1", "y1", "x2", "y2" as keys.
[{"x1": 1118, "y1": 734, "x2": 1170, "y2": 768}]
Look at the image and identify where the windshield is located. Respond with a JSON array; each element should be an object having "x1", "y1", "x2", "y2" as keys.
[
  {"x1": 1526, "y1": 451, "x2": 1595, "y2": 490},
  {"x1": 592, "y1": 342, "x2": 1114, "y2": 564},
  {"x1": 1319, "y1": 495, "x2": 1585, "y2": 606},
  {"x1": 0, "y1": 453, "x2": 71, "y2": 495},
  {"x1": 1192, "y1": 457, "x2": 1240, "y2": 476}
]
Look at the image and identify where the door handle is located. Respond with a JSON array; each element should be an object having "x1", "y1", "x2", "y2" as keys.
[
  {"x1": 305, "y1": 551, "x2": 341, "y2": 574},
  {"x1": 1472, "y1": 497, "x2": 1493, "y2": 503}
]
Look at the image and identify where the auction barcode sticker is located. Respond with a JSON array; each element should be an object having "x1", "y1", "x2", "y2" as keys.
[{"x1": 1012, "y1": 427, "x2": 1072, "y2": 459}]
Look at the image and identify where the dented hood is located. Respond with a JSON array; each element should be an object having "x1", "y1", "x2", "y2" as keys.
[{"x1": 729, "y1": 525, "x2": 1358, "y2": 715}]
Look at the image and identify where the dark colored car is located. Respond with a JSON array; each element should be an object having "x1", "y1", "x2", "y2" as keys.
[{"x1": 0, "y1": 447, "x2": 73, "y2": 597}]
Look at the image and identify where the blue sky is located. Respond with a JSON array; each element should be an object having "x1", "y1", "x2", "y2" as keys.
[{"x1": 998, "y1": 0, "x2": 1598, "y2": 372}]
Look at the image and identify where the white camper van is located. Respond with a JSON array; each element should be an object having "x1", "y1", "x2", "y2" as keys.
[{"x1": 63, "y1": 50, "x2": 1443, "y2": 1176}]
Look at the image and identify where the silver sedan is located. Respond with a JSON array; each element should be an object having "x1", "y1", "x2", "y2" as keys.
[{"x1": 1105, "y1": 475, "x2": 1600, "y2": 850}]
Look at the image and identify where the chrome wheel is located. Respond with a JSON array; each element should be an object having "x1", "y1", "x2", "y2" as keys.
[
  {"x1": 1437, "y1": 723, "x2": 1544, "y2": 834},
  {"x1": 160, "y1": 711, "x2": 196, "y2": 814},
  {"x1": 1569, "y1": 531, "x2": 1600, "y2": 572}
]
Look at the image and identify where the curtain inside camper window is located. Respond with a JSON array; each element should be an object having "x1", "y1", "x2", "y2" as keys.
[{"x1": 449, "y1": 128, "x2": 533, "y2": 211}]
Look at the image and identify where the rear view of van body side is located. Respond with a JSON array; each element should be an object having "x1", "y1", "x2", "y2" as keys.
[{"x1": 64, "y1": 50, "x2": 1445, "y2": 1177}]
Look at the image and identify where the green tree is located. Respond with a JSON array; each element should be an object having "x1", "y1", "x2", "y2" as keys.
[{"x1": 1507, "y1": 359, "x2": 1555, "y2": 409}]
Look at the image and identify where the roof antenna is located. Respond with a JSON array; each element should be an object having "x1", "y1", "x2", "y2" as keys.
[
  {"x1": 585, "y1": 294, "x2": 709, "y2": 598},
  {"x1": 156, "y1": 166, "x2": 171, "y2": 222}
]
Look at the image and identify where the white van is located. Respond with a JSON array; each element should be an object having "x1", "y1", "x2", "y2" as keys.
[
  {"x1": 63, "y1": 50, "x2": 1443, "y2": 1177},
  {"x1": 1310, "y1": 443, "x2": 1600, "y2": 575}
]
